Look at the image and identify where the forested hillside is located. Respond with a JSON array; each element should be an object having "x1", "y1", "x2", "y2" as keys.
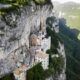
[{"x1": 59, "y1": 18, "x2": 80, "y2": 80}]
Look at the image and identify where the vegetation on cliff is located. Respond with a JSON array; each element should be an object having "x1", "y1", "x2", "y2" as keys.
[
  {"x1": 27, "y1": 63, "x2": 52, "y2": 80},
  {"x1": 0, "y1": 0, "x2": 52, "y2": 5},
  {"x1": 46, "y1": 27, "x2": 64, "y2": 76},
  {"x1": 46, "y1": 27, "x2": 63, "y2": 48},
  {"x1": 0, "y1": 73, "x2": 14, "y2": 80},
  {"x1": 27, "y1": 54, "x2": 64, "y2": 80},
  {"x1": 46, "y1": 44, "x2": 59, "y2": 55},
  {"x1": 0, "y1": 0, "x2": 52, "y2": 15}
]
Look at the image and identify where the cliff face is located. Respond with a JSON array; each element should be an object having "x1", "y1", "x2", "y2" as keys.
[
  {"x1": 0, "y1": 3, "x2": 66, "y2": 80},
  {"x1": 0, "y1": 5, "x2": 52, "y2": 77},
  {"x1": 57, "y1": 42, "x2": 66, "y2": 80}
]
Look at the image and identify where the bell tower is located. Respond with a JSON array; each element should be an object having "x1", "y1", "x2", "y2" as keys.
[{"x1": 40, "y1": 16, "x2": 46, "y2": 33}]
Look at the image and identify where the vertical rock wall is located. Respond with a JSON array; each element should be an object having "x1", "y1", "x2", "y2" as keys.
[{"x1": 0, "y1": 5, "x2": 52, "y2": 77}]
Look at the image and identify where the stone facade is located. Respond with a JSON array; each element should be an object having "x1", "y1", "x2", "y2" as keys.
[
  {"x1": 35, "y1": 51, "x2": 49, "y2": 70},
  {"x1": 13, "y1": 64, "x2": 27, "y2": 80}
]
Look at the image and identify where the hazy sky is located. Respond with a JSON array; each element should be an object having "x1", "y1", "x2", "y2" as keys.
[{"x1": 52, "y1": 0, "x2": 80, "y2": 3}]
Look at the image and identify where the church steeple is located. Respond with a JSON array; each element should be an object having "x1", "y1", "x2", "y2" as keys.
[{"x1": 40, "y1": 16, "x2": 46, "y2": 33}]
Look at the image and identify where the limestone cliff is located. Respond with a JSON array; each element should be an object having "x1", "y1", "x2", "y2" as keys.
[
  {"x1": 0, "y1": 3, "x2": 66, "y2": 80},
  {"x1": 0, "y1": 4, "x2": 52, "y2": 77}
]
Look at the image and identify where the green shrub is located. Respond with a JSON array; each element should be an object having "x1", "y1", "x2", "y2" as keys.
[
  {"x1": 35, "y1": 0, "x2": 45, "y2": 4},
  {"x1": 27, "y1": 63, "x2": 53, "y2": 80},
  {"x1": 0, "y1": 73, "x2": 15, "y2": 80},
  {"x1": 0, "y1": 5, "x2": 19, "y2": 13},
  {"x1": 46, "y1": 45, "x2": 59, "y2": 55},
  {"x1": 51, "y1": 56, "x2": 64, "y2": 74}
]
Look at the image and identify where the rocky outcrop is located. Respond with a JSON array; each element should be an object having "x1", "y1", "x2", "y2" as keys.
[
  {"x1": 46, "y1": 12, "x2": 59, "y2": 33},
  {"x1": 46, "y1": 42, "x2": 66, "y2": 80},
  {"x1": 46, "y1": 13, "x2": 66, "y2": 80},
  {"x1": 57, "y1": 42, "x2": 66, "y2": 80}
]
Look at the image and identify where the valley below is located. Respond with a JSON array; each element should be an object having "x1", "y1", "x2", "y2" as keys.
[{"x1": 54, "y1": 2, "x2": 80, "y2": 40}]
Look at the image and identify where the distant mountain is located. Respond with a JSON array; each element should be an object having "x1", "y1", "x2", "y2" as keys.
[
  {"x1": 53, "y1": 1, "x2": 61, "y2": 7},
  {"x1": 61, "y1": 2, "x2": 80, "y2": 8},
  {"x1": 54, "y1": 2, "x2": 80, "y2": 9},
  {"x1": 54, "y1": 2, "x2": 80, "y2": 31}
]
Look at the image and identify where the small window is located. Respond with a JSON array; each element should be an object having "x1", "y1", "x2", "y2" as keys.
[{"x1": 41, "y1": 49, "x2": 43, "y2": 51}]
